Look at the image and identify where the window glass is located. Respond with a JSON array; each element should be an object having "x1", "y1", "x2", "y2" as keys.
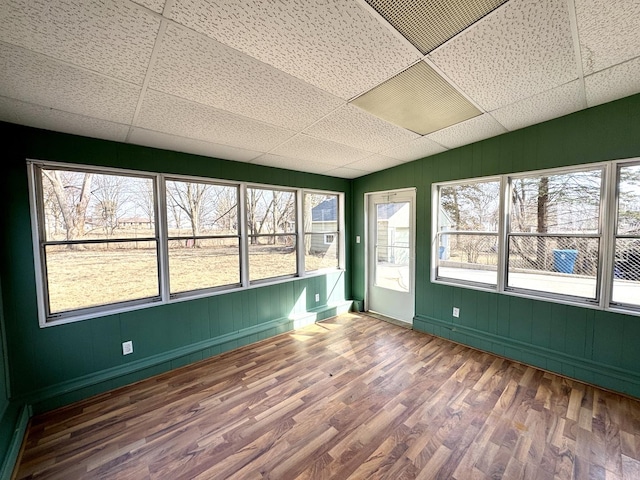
[
  {"x1": 612, "y1": 164, "x2": 640, "y2": 307},
  {"x1": 436, "y1": 180, "x2": 500, "y2": 286},
  {"x1": 303, "y1": 193, "x2": 339, "y2": 272},
  {"x1": 166, "y1": 180, "x2": 240, "y2": 294},
  {"x1": 45, "y1": 241, "x2": 159, "y2": 313},
  {"x1": 506, "y1": 169, "x2": 603, "y2": 301},
  {"x1": 39, "y1": 167, "x2": 159, "y2": 315},
  {"x1": 247, "y1": 188, "x2": 297, "y2": 282}
]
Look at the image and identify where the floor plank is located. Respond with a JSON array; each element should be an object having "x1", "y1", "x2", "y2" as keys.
[{"x1": 13, "y1": 313, "x2": 640, "y2": 479}]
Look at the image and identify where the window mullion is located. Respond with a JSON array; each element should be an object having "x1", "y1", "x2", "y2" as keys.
[
  {"x1": 157, "y1": 174, "x2": 170, "y2": 303},
  {"x1": 600, "y1": 163, "x2": 616, "y2": 309},
  {"x1": 297, "y1": 189, "x2": 304, "y2": 276},
  {"x1": 497, "y1": 176, "x2": 509, "y2": 293},
  {"x1": 239, "y1": 184, "x2": 249, "y2": 287}
]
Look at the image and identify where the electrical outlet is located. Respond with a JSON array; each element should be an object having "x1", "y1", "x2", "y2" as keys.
[
  {"x1": 356, "y1": 236, "x2": 361, "y2": 244},
  {"x1": 122, "y1": 340, "x2": 133, "y2": 355},
  {"x1": 452, "y1": 307, "x2": 460, "y2": 318},
  {"x1": 315, "y1": 293, "x2": 320, "y2": 302}
]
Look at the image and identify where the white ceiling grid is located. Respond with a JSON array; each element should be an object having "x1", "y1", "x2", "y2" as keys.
[{"x1": 0, "y1": 0, "x2": 638, "y2": 178}]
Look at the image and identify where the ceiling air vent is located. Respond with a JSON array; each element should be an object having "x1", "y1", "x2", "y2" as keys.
[
  {"x1": 350, "y1": 61, "x2": 481, "y2": 135},
  {"x1": 365, "y1": 0, "x2": 508, "y2": 54}
]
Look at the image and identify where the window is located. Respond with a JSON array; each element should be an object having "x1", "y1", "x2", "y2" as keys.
[
  {"x1": 166, "y1": 179, "x2": 240, "y2": 295},
  {"x1": 34, "y1": 166, "x2": 160, "y2": 318},
  {"x1": 432, "y1": 159, "x2": 640, "y2": 316},
  {"x1": 303, "y1": 193, "x2": 340, "y2": 272},
  {"x1": 435, "y1": 178, "x2": 500, "y2": 287},
  {"x1": 246, "y1": 187, "x2": 297, "y2": 282},
  {"x1": 28, "y1": 161, "x2": 345, "y2": 326},
  {"x1": 506, "y1": 168, "x2": 603, "y2": 301},
  {"x1": 612, "y1": 162, "x2": 640, "y2": 309}
]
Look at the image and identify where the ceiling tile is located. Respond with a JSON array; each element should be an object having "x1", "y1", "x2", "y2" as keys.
[
  {"x1": 131, "y1": 0, "x2": 166, "y2": 14},
  {"x1": 129, "y1": 128, "x2": 261, "y2": 162},
  {"x1": 149, "y1": 24, "x2": 344, "y2": 131},
  {"x1": 351, "y1": 61, "x2": 481, "y2": 135},
  {"x1": 166, "y1": 0, "x2": 421, "y2": 99},
  {"x1": 0, "y1": 97, "x2": 129, "y2": 142},
  {"x1": 323, "y1": 166, "x2": 370, "y2": 179},
  {"x1": 575, "y1": 0, "x2": 640, "y2": 75},
  {"x1": 429, "y1": 0, "x2": 577, "y2": 111},
  {"x1": 365, "y1": 0, "x2": 508, "y2": 54},
  {"x1": 585, "y1": 58, "x2": 640, "y2": 108},
  {"x1": 252, "y1": 154, "x2": 336, "y2": 175},
  {"x1": 345, "y1": 154, "x2": 405, "y2": 172},
  {"x1": 270, "y1": 134, "x2": 371, "y2": 166},
  {"x1": 137, "y1": 90, "x2": 295, "y2": 152},
  {"x1": 0, "y1": 0, "x2": 159, "y2": 85},
  {"x1": 0, "y1": 43, "x2": 140, "y2": 125},
  {"x1": 427, "y1": 114, "x2": 506, "y2": 149},
  {"x1": 381, "y1": 136, "x2": 448, "y2": 162},
  {"x1": 491, "y1": 81, "x2": 585, "y2": 131},
  {"x1": 303, "y1": 104, "x2": 419, "y2": 153}
]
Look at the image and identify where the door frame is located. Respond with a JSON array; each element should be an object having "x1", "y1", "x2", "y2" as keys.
[{"x1": 364, "y1": 188, "x2": 416, "y2": 323}]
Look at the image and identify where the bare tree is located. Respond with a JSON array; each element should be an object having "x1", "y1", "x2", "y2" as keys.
[
  {"x1": 42, "y1": 170, "x2": 93, "y2": 244},
  {"x1": 510, "y1": 171, "x2": 602, "y2": 271},
  {"x1": 134, "y1": 179, "x2": 156, "y2": 227},
  {"x1": 92, "y1": 174, "x2": 128, "y2": 238},
  {"x1": 166, "y1": 181, "x2": 212, "y2": 246},
  {"x1": 441, "y1": 182, "x2": 499, "y2": 263}
]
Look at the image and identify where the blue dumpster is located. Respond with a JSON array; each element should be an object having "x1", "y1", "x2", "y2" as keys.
[
  {"x1": 439, "y1": 246, "x2": 446, "y2": 259},
  {"x1": 553, "y1": 249, "x2": 578, "y2": 274}
]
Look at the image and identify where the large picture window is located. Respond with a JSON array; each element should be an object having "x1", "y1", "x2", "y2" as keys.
[
  {"x1": 28, "y1": 161, "x2": 344, "y2": 326},
  {"x1": 433, "y1": 159, "x2": 640, "y2": 315},
  {"x1": 506, "y1": 168, "x2": 603, "y2": 301},
  {"x1": 36, "y1": 167, "x2": 160, "y2": 317}
]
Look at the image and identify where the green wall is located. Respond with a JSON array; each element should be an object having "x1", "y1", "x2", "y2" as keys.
[
  {"x1": 0, "y1": 122, "x2": 352, "y2": 414},
  {"x1": 353, "y1": 93, "x2": 640, "y2": 398}
]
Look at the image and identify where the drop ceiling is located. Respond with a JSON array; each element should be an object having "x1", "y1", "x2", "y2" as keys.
[{"x1": 0, "y1": 0, "x2": 638, "y2": 179}]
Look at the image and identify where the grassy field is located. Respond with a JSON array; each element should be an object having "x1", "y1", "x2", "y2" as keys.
[{"x1": 45, "y1": 245, "x2": 337, "y2": 313}]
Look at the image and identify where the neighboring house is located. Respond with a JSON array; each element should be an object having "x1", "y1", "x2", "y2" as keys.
[
  {"x1": 376, "y1": 203, "x2": 410, "y2": 264},
  {"x1": 309, "y1": 198, "x2": 338, "y2": 254}
]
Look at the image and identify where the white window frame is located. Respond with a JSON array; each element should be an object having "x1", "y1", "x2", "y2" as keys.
[
  {"x1": 27, "y1": 160, "x2": 345, "y2": 327},
  {"x1": 431, "y1": 175, "x2": 502, "y2": 290},
  {"x1": 431, "y1": 158, "x2": 640, "y2": 317}
]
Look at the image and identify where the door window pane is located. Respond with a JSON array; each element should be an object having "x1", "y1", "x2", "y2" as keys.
[{"x1": 375, "y1": 201, "x2": 410, "y2": 292}]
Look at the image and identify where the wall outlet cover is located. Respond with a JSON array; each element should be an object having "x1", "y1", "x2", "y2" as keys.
[
  {"x1": 453, "y1": 307, "x2": 460, "y2": 318},
  {"x1": 315, "y1": 294, "x2": 320, "y2": 302},
  {"x1": 122, "y1": 340, "x2": 133, "y2": 355}
]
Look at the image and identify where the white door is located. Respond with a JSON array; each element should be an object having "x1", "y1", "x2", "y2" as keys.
[{"x1": 366, "y1": 189, "x2": 415, "y2": 324}]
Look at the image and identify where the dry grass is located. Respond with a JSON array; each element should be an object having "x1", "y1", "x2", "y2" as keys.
[{"x1": 45, "y1": 246, "x2": 337, "y2": 313}]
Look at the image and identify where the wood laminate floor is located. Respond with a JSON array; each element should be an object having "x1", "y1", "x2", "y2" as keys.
[{"x1": 14, "y1": 313, "x2": 640, "y2": 479}]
